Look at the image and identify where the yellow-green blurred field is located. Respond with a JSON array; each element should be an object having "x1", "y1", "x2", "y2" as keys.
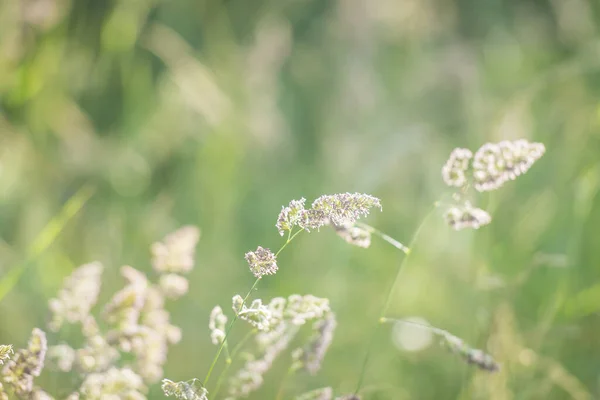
[{"x1": 1, "y1": 0, "x2": 600, "y2": 399}]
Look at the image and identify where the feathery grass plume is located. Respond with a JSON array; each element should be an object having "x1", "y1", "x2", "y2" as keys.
[
  {"x1": 441, "y1": 333, "x2": 499, "y2": 372},
  {"x1": 46, "y1": 344, "x2": 75, "y2": 372},
  {"x1": 0, "y1": 346, "x2": 12, "y2": 365},
  {"x1": 293, "y1": 312, "x2": 337, "y2": 375},
  {"x1": 444, "y1": 202, "x2": 492, "y2": 230},
  {"x1": 227, "y1": 295, "x2": 333, "y2": 398},
  {"x1": 244, "y1": 246, "x2": 278, "y2": 278},
  {"x1": 298, "y1": 208, "x2": 330, "y2": 231},
  {"x1": 310, "y1": 193, "x2": 382, "y2": 226},
  {"x1": 232, "y1": 295, "x2": 272, "y2": 331},
  {"x1": 162, "y1": 379, "x2": 208, "y2": 400},
  {"x1": 296, "y1": 387, "x2": 333, "y2": 400},
  {"x1": 79, "y1": 367, "x2": 147, "y2": 399},
  {"x1": 151, "y1": 226, "x2": 200, "y2": 274},
  {"x1": 159, "y1": 274, "x2": 189, "y2": 300},
  {"x1": 442, "y1": 148, "x2": 473, "y2": 188},
  {"x1": 332, "y1": 223, "x2": 371, "y2": 248},
  {"x1": 276, "y1": 198, "x2": 307, "y2": 236},
  {"x1": 2, "y1": 328, "x2": 47, "y2": 397},
  {"x1": 472, "y1": 139, "x2": 545, "y2": 192},
  {"x1": 209, "y1": 306, "x2": 228, "y2": 345},
  {"x1": 48, "y1": 262, "x2": 103, "y2": 332}
]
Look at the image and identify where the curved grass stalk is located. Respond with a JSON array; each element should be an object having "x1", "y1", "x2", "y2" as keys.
[
  {"x1": 353, "y1": 203, "x2": 438, "y2": 395},
  {"x1": 203, "y1": 228, "x2": 304, "y2": 392}
]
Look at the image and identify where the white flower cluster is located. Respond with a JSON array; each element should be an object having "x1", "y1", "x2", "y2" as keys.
[
  {"x1": 276, "y1": 193, "x2": 382, "y2": 236},
  {"x1": 209, "y1": 306, "x2": 228, "y2": 345},
  {"x1": 472, "y1": 140, "x2": 545, "y2": 192},
  {"x1": 441, "y1": 139, "x2": 545, "y2": 230},
  {"x1": 232, "y1": 296, "x2": 272, "y2": 331},
  {"x1": 442, "y1": 148, "x2": 473, "y2": 188},
  {"x1": 244, "y1": 247, "x2": 278, "y2": 278},
  {"x1": 226, "y1": 294, "x2": 335, "y2": 399},
  {"x1": 1, "y1": 328, "x2": 47, "y2": 398},
  {"x1": 444, "y1": 202, "x2": 492, "y2": 231},
  {"x1": 442, "y1": 140, "x2": 545, "y2": 191},
  {"x1": 162, "y1": 379, "x2": 208, "y2": 400}
]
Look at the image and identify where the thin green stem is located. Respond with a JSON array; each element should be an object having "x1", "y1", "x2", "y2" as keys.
[
  {"x1": 380, "y1": 317, "x2": 447, "y2": 337},
  {"x1": 212, "y1": 329, "x2": 257, "y2": 399},
  {"x1": 204, "y1": 277, "x2": 261, "y2": 387},
  {"x1": 353, "y1": 203, "x2": 438, "y2": 395},
  {"x1": 204, "y1": 228, "x2": 304, "y2": 394},
  {"x1": 355, "y1": 222, "x2": 409, "y2": 254},
  {"x1": 275, "y1": 365, "x2": 296, "y2": 400}
]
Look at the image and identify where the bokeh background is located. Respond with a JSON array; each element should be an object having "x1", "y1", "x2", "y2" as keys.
[{"x1": 1, "y1": 0, "x2": 600, "y2": 398}]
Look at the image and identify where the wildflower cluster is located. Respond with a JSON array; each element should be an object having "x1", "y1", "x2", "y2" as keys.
[
  {"x1": 1, "y1": 328, "x2": 47, "y2": 398},
  {"x1": 162, "y1": 379, "x2": 208, "y2": 400},
  {"x1": 0, "y1": 226, "x2": 199, "y2": 399},
  {"x1": 0, "y1": 346, "x2": 12, "y2": 366},
  {"x1": 441, "y1": 139, "x2": 545, "y2": 230},
  {"x1": 276, "y1": 193, "x2": 382, "y2": 237},
  {"x1": 225, "y1": 294, "x2": 335, "y2": 398}
]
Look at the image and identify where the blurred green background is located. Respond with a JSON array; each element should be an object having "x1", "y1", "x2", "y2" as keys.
[{"x1": 1, "y1": 0, "x2": 600, "y2": 398}]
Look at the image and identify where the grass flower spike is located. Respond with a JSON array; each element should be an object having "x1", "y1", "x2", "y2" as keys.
[
  {"x1": 473, "y1": 139, "x2": 545, "y2": 192},
  {"x1": 442, "y1": 148, "x2": 473, "y2": 188},
  {"x1": 2, "y1": 328, "x2": 47, "y2": 397},
  {"x1": 311, "y1": 193, "x2": 381, "y2": 226},
  {"x1": 0, "y1": 346, "x2": 12, "y2": 366},
  {"x1": 208, "y1": 306, "x2": 228, "y2": 345},
  {"x1": 444, "y1": 202, "x2": 492, "y2": 230},
  {"x1": 441, "y1": 333, "x2": 500, "y2": 372},
  {"x1": 162, "y1": 379, "x2": 208, "y2": 400},
  {"x1": 245, "y1": 246, "x2": 278, "y2": 278},
  {"x1": 277, "y1": 198, "x2": 307, "y2": 236},
  {"x1": 333, "y1": 223, "x2": 372, "y2": 248}
]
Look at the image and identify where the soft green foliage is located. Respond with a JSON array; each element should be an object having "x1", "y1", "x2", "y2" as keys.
[{"x1": 1, "y1": 0, "x2": 600, "y2": 399}]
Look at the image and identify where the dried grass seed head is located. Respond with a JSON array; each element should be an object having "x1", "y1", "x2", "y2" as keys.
[
  {"x1": 333, "y1": 223, "x2": 371, "y2": 248},
  {"x1": 276, "y1": 198, "x2": 307, "y2": 236},
  {"x1": 473, "y1": 140, "x2": 545, "y2": 192},
  {"x1": 444, "y1": 202, "x2": 492, "y2": 230},
  {"x1": 245, "y1": 246, "x2": 278, "y2": 278},
  {"x1": 442, "y1": 333, "x2": 500, "y2": 372},
  {"x1": 2, "y1": 328, "x2": 47, "y2": 396},
  {"x1": 311, "y1": 193, "x2": 382, "y2": 226},
  {"x1": 0, "y1": 345, "x2": 13, "y2": 365},
  {"x1": 233, "y1": 296, "x2": 273, "y2": 331},
  {"x1": 162, "y1": 379, "x2": 208, "y2": 400},
  {"x1": 442, "y1": 148, "x2": 473, "y2": 188},
  {"x1": 209, "y1": 306, "x2": 228, "y2": 345}
]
